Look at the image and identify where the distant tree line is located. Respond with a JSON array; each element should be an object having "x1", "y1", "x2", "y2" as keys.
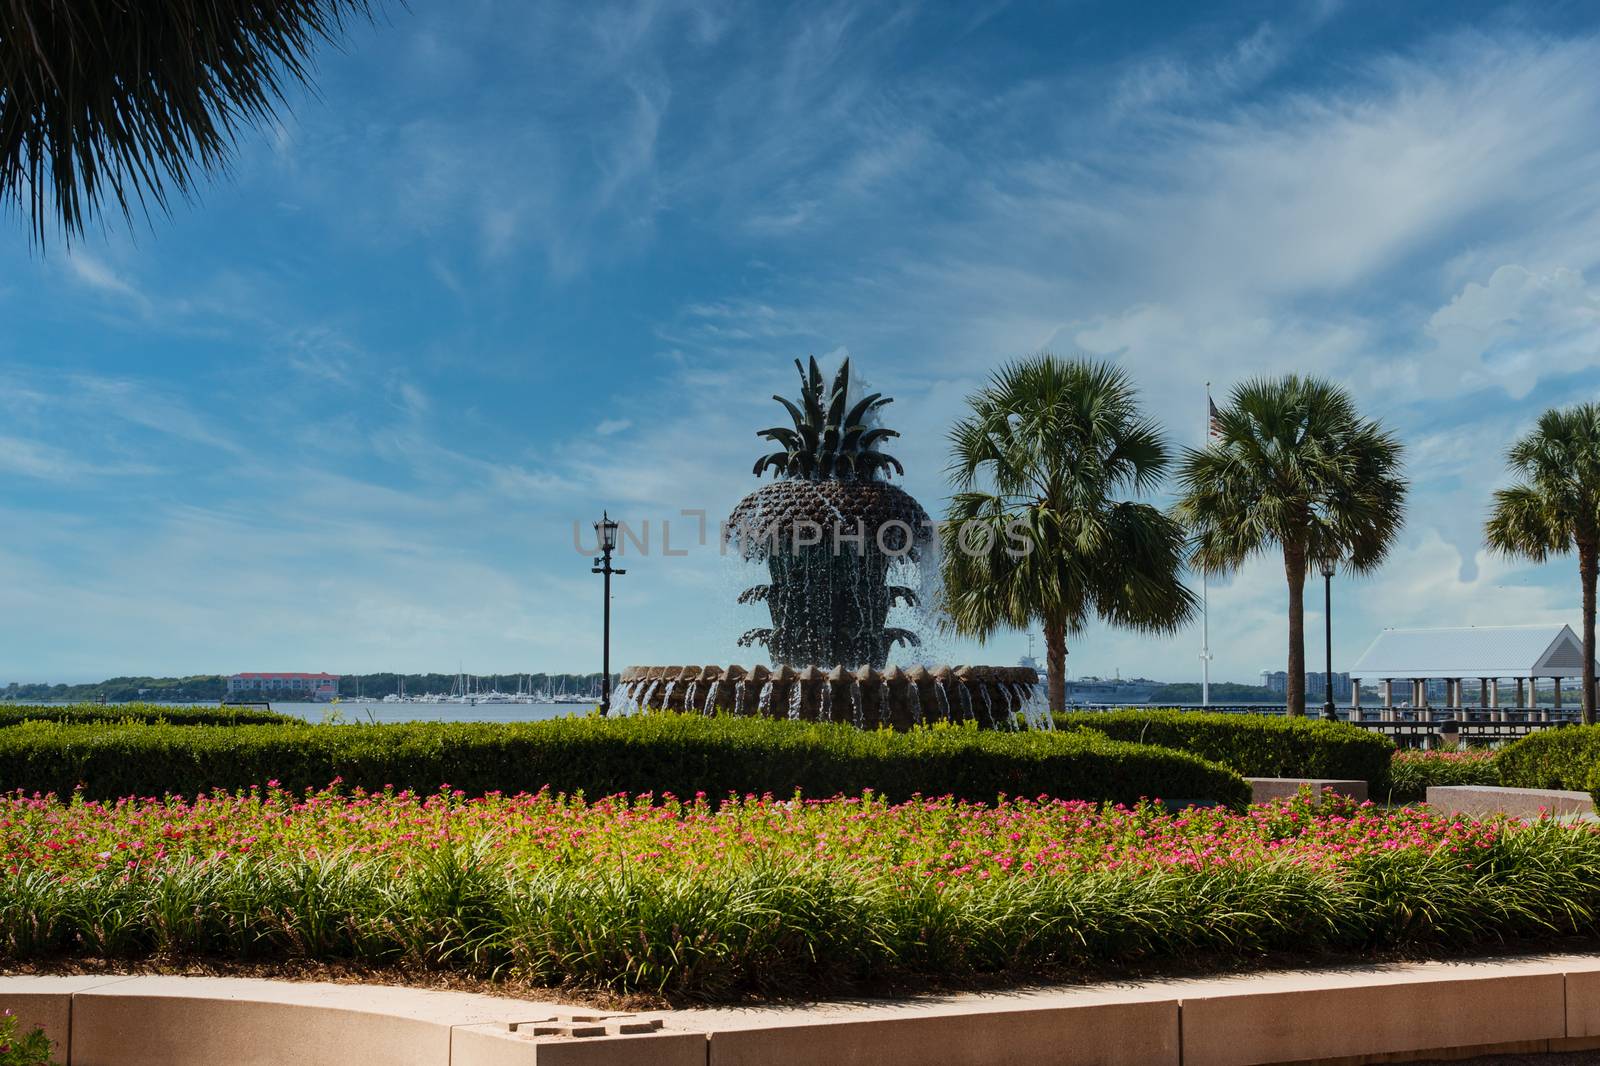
[
  {"x1": 3, "y1": 673, "x2": 614, "y2": 703},
  {"x1": 2, "y1": 676, "x2": 230, "y2": 702},
  {"x1": 1142, "y1": 682, "x2": 1279, "y2": 704}
]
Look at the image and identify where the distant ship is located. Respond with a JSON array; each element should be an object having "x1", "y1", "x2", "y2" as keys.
[
  {"x1": 1065, "y1": 675, "x2": 1156, "y2": 706},
  {"x1": 1019, "y1": 640, "x2": 1152, "y2": 705}
]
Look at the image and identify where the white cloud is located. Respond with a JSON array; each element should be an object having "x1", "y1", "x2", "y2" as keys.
[
  {"x1": 64, "y1": 252, "x2": 143, "y2": 303},
  {"x1": 1424, "y1": 265, "x2": 1600, "y2": 399}
]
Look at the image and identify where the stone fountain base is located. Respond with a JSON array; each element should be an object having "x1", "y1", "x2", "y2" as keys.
[{"x1": 610, "y1": 665, "x2": 1050, "y2": 730}]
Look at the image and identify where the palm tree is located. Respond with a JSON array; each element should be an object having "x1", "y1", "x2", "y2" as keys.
[
  {"x1": 2, "y1": 0, "x2": 374, "y2": 243},
  {"x1": 941, "y1": 355, "x2": 1195, "y2": 714},
  {"x1": 1174, "y1": 376, "x2": 1406, "y2": 717},
  {"x1": 1485, "y1": 404, "x2": 1600, "y2": 726}
]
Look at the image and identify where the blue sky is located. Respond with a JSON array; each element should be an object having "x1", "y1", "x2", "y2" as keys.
[{"x1": 5, "y1": 0, "x2": 1600, "y2": 684}]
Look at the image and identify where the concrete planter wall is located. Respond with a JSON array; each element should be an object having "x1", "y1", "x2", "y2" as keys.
[{"x1": 12, "y1": 954, "x2": 1600, "y2": 1065}]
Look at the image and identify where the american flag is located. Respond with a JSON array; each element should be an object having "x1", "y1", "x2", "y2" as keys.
[{"x1": 1208, "y1": 395, "x2": 1222, "y2": 439}]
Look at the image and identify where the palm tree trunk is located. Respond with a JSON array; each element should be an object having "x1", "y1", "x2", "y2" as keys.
[
  {"x1": 1044, "y1": 617, "x2": 1067, "y2": 714},
  {"x1": 1582, "y1": 542, "x2": 1598, "y2": 727},
  {"x1": 1285, "y1": 547, "x2": 1307, "y2": 717}
]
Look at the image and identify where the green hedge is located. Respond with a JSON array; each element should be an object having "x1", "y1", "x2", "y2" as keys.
[
  {"x1": 1498, "y1": 725, "x2": 1600, "y2": 792},
  {"x1": 0, "y1": 702, "x2": 294, "y2": 727},
  {"x1": 1055, "y1": 709, "x2": 1394, "y2": 791},
  {"x1": 0, "y1": 714, "x2": 1249, "y2": 807}
]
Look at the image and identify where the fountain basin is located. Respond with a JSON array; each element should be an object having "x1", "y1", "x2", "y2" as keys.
[{"x1": 610, "y1": 665, "x2": 1050, "y2": 730}]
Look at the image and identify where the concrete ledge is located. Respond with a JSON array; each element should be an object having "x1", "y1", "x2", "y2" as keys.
[
  {"x1": 12, "y1": 955, "x2": 1600, "y2": 1065},
  {"x1": 0, "y1": 975, "x2": 131, "y2": 1064},
  {"x1": 69, "y1": 976, "x2": 553, "y2": 1066},
  {"x1": 1247, "y1": 777, "x2": 1369, "y2": 804},
  {"x1": 688, "y1": 997, "x2": 1178, "y2": 1066},
  {"x1": 1426, "y1": 784, "x2": 1594, "y2": 819},
  {"x1": 1180, "y1": 964, "x2": 1564, "y2": 1066}
]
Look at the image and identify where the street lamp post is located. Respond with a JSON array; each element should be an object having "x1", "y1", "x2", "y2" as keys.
[
  {"x1": 592, "y1": 512, "x2": 625, "y2": 712},
  {"x1": 1320, "y1": 558, "x2": 1338, "y2": 722}
]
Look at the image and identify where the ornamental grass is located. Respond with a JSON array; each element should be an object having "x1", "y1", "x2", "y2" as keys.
[{"x1": 3, "y1": 784, "x2": 1599, "y2": 998}]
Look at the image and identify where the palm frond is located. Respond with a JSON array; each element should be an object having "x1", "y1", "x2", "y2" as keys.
[
  {"x1": 1486, "y1": 404, "x2": 1600, "y2": 561},
  {"x1": 1174, "y1": 374, "x2": 1407, "y2": 578},
  {"x1": 1, "y1": 0, "x2": 377, "y2": 244},
  {"x1": 940, "y1": 352, "x2": 1188, "y2": 646}
]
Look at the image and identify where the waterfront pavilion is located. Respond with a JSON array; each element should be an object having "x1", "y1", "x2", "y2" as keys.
[{"x1": 1347, "y1": 624, "x2": 1596, "y2": 722}]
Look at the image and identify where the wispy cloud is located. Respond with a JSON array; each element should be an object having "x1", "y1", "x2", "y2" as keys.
[
  {"x1": 0, "y1": 434, "x2": 160, "y2": 481},
  {"x1": 64, "y1": 252, "x2": 144, "y2": 303}
]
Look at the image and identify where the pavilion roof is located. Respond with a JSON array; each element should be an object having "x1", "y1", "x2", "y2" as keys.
[{"x1": 1350, "y1": 624, "x2": 1594, "y2": 679}]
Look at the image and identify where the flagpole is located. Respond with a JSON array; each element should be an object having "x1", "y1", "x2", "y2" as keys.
[{"x1": 1201, "y1": 382, "x2": 1212, "y2": 708}]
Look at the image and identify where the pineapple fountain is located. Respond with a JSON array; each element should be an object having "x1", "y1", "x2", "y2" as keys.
[{"x1": 609, "y1": 358, "x2": 1049, "y2": 730}]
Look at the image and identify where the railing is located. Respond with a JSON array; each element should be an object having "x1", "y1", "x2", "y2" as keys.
[{"x1": 1067, "y1": 703, "x2": 1586, "y2": 748}]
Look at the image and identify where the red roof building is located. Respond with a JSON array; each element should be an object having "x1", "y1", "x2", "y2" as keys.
[{"x1": 227, "y1": 672, "x2": 340, "y2": 701}]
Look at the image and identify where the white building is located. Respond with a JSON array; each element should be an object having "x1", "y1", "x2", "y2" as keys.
[
  {"x1": 227, "y1": 672, "x2": 340, "y2": 701},
  {"x1": 1347, "y1": 624, "x2": 1595, "y2": 719}
]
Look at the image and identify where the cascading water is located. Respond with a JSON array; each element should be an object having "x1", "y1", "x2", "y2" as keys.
[{"x1": 613, "y1": 665, "x2": 1043, "y2": 727}]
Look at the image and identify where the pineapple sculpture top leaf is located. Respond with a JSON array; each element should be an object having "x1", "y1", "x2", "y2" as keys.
[{"x1": 753, "y1": 357, "x2": 904, "y2": 481}]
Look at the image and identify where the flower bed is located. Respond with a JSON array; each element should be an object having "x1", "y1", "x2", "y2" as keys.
[
  {"x1": 1386, "y1": 749, "x2": 1501, "y2": 804},
  {"x1": 2, "y1": 784, "x2": 1598, "y2": 998},
  {"x1": 0, "y1": 1010, "x2": 53, "y2": 1066}
]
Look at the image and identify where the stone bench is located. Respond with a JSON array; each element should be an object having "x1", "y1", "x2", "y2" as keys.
[
  {"x1": 1246, "y1": 777, "x2": 1368, "y2": 804},
  {"x1": 1426, "y1": 784, "x2": 1595, "y2": 819}
]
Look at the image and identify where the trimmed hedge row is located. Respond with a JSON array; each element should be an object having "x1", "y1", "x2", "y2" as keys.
[
  {"x1": 1056, "y1": 709, "x2": 1394, "y2": 791},
  {"x1": 0, "y1": 714, "x2": 1249, "y2": 807},
  {"x1": 1498, "y1": 725, "x2": 1600, "y2": 795},
  {"x1": 0, "y1": 702, "x2": 293, "y2": 727}
]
